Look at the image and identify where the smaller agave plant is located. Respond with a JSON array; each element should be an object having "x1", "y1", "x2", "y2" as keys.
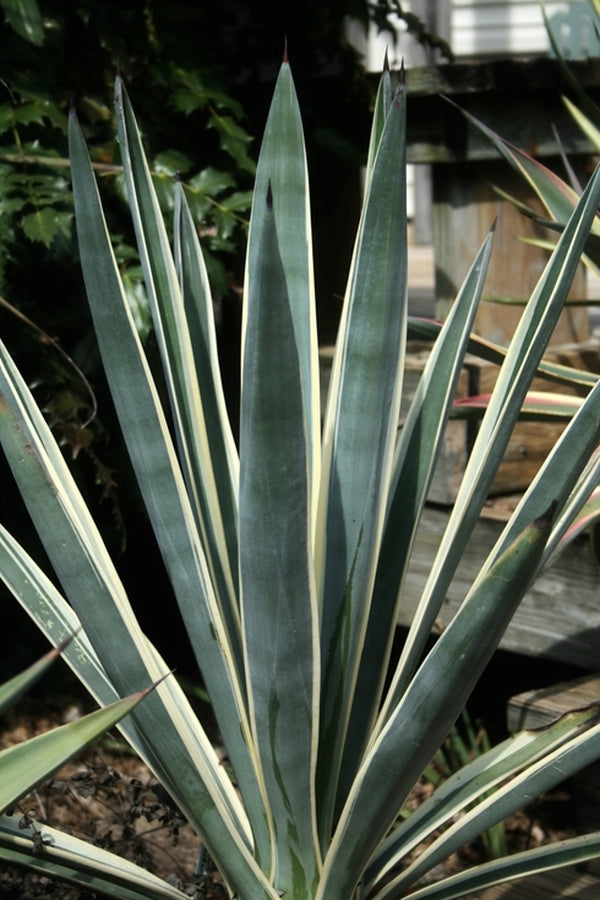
[
  {"x1": 459, "y1": 0, "x2": 600, "y2": 291},
  {"x1": 0, "y1": 642, "x2": 158, "y2": 887},
  {"x1": 1, "y1": 49, "x2": 600, "y2": 900}
]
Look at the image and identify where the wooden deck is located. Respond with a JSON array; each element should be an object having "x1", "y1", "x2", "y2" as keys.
[{"x1": 400, "y1": 499, "x2": 600, "y2": 669}]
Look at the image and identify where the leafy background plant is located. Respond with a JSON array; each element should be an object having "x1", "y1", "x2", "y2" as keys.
[{"x1": 0, "y1": 0, "x2": 436, "y2": 678}]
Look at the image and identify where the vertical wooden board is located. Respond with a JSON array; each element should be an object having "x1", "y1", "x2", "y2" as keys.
[
  {"x1": 490, "y1": 419, "x2": 568, "y2": 493},
  {"x1": 433, "y1": 160, "x2": 588, "y2": 345}
]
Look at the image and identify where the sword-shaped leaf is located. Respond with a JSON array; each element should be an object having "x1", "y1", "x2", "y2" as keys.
[
  {"x1": 0, "y1": 814, "x2": 191, "y2": 900},
  {"x1": 338, "y1": 227, "x2": 494, "y2": 805},
  {"x1": 0, "y1": 687, "x2": 153, "y2": 814},
  {"x1": 244, "y1": 58, "x2": 320, "y2": 523},
  {"x1": 240, "y1": 187, "x2": 320, "y2": 896},
  {"x1": 115, "y1": 79, "x2": 240, "y2": 647},
  {"x1": 316, "y1": 76, "x2": 407, "y2": 844},
  {"x1": 381, "y1": 161, "x2": 600, "y2": 720},
  {"x1": 366, "y1": 704, "x2": 600, "y2": 895},
  {"x1": 317, "y1": 506, "x2": 554, "y2": 900}
]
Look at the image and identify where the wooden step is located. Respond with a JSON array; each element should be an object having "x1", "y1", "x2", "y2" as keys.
[
  {"x1": 507, "y1": 673, "x2": 600, "y2": 732},
  {"x1": 507, "y1": 674, "x2": 600, "y2": 834},
  {"x1": 469, "y1": 863, "x2": 600, "y2": 898}
]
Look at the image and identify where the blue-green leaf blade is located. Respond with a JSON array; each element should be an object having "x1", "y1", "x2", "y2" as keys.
[
  {"x1": 173, "y1": 180, "x2": 240, "y2": 627},
  {"x1": 245, "y1": 61, "x2": 320, "y2": 523},
  {"x1": 338, "y1": 227, "x2": 494, "y2": 798},
  {"x1": 316, "y1": 79, "x2": 408, "y2": 843},
  {"x1": 0, "y1": 814, "x2": 192, "y2": 900},
  {"x1": 0, "y1": 689, "x2": 151, "y2": 814},
  {"x1": 0, "y1": 646, "x2": 61, "y2": 715},
  {"x1": 366, "y1": 704, "x2": 600, "y2": 894},
  {"x1": 384, "y1": 162, "x2": 600, "y2": 717},
  {"x1": 240, "y1": 190, "x2": 320, "y2": 895},
  {"x1": 115, "y1": 78, "x2": 240, "y2": 640},
  {"x1": 318, "y1": 507, "x2": 553, "y2": 900}
]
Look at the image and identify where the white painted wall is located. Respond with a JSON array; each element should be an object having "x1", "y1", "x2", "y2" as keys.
[
  {"x1": 451, "y1": 0, "x2": 597, "y2": 59},
  {"x1": 350, "y1": 1, "x2": 599, "y2": 71}
]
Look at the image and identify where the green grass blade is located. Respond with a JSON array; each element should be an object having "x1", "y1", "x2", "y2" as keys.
[
  {"x1": 316, "y1": 79, "x2": 407, "y2": 845},
  {"x1": 245, "y1": 60, "x2": 319, "y2": 525},
  {"x1": 0, "y1": 689, "x2": 152, "y2": 814},
  {"x1": 367, "y1": 705, "x2": 600, "y2": 896},
  {"x1": 338, "y1": 227, "x2": 494, "y2": 803},
  {"x1": 317, "y1": 507, "x2": 553, "y2": 900},
  {"x1": 115, "y1": 79, "x2": 239, "y2": 640},
  {"x1": 240, "y1": 189, "x2": 320, "y2": 895}
]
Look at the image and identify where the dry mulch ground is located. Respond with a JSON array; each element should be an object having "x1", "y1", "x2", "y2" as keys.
[
  {"x1": 0, "y1": 689, "x2": 581, "y2": 899},
  {"x1": 0, "y1": 688, "x2": 226, "y2": 899}
]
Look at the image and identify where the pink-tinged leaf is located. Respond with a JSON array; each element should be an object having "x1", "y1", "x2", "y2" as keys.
[
  {"x1": 407, "y1": 317, "x2": 600, "y2": 392},
  {"x1": 451, "y1": 100, "x2": 600, "y2": 255},
  {"x1": 562, "y1": 486, "x2": 600, "y2": 545},
  {"x1": 544, "y1": 485, "x2": 600, "y2": 571},
  {"x1": 452, "y1": 391, "x2": 583, "y2": 421}
]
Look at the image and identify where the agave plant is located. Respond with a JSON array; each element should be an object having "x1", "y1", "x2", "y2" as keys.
[
  {"x1": 2, "y1": 53, "x2": 600, "y2": 900},
  {"x1": 458, "y1": 0, "x2": 600, "y2": 287}
]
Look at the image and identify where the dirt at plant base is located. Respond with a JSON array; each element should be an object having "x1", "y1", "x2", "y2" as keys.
[
  {"x1": 0, "y1": 690, "x2": 226, "y2": 899},
  {"x1": 0, "y1": 690, "x2": 579, "y2": 899}
]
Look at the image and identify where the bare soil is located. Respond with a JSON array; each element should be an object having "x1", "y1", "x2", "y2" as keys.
[{"x1": 0, "y1": 689, "x2": 579, "y2": 899}]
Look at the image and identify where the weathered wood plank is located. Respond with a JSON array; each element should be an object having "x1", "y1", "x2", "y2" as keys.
[
  {"x1": 402, "y1": 500, "x2": 600, "y2": 668},
  {"x1": 432, "y1": 160, "x2": 589, "y2": 336},
  {"x1": 508, "y1": 673, "x2": 600, "y2": 731},
  {"x1": 507, "y1": 673, "x2": 600, "y2": 834},
  {"x1": 402, "y1": 339, "x2": 600, "y2": 504},
  {"x1": 432, "y1": 159, "x2": 590, "y2": 334},
  {"x1": 467, "y1": 864, "x2": 600, "y2": 899}
]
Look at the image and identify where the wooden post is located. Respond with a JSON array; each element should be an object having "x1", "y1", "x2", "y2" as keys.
[
  {"x1": 433, "y1": 158, "x2": 588, "y2": 344},
  {"x1": 403, "y1": 58, "x2": 600, "y2": 344}
]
